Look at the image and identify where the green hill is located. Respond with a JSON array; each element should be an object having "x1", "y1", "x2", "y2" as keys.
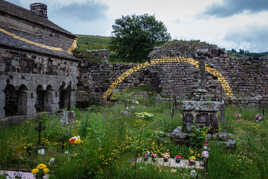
[{"x1": 76, "y1": 34, "x2": 111, "y2": 52}]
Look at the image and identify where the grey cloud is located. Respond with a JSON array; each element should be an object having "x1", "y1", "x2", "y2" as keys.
[
  {"x1": 224, "y1": 26, "x2": 268, "y2": 52},
  {"x1": 204, "y1": 0, "x2": 268, "y2": 17},
  {"x1": 54, "y1": 2, "x2": 108, "y2": 21}
]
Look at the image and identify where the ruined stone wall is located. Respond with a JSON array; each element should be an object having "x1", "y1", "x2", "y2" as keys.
[
  {"x1": 0, "y1": 46, "x2": 79, "y2": 119},
  {"x1": 0, "y1": 13, "x2": 74, "y2": 50},
  {"x1": 77, "y1": 56, "x2": 268, "y2": 107}
]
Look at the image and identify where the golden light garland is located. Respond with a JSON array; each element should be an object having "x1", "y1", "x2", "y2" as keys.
[
  {"x1": 103, "y1": 57, "x2": 233, "y2": 99},
  {"x1": 0, "y1": 27, "x2": 76, "y2": 54}
]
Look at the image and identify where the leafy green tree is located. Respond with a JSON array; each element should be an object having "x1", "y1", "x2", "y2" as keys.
[{"x1": 110, "y1": 14, "x2": 171, "y2": 62}]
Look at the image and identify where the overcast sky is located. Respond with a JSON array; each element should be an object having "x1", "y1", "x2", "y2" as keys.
[{"x1": 6, "y1": 0, "x2": 268, "y2": 52}]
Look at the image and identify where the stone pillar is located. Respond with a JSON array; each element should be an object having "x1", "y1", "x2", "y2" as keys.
[
  {"x1": 28, "y1": 90, "x2": 36, "y2": 115},
  {"x1": 0, "y1": 79, "x2": 6, "y2": 118},
  {"x1": 199, "y1": 56, "x2": 206, "y2": 89},
  {"x1": 50, "y1": 90, "x2": 58, "y2": 112},
  {"x1": 70, "y1": 89, "x2": 76, "y2": 107}
]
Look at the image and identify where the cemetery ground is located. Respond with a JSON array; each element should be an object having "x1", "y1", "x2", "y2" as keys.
[{"x1": 0, "y1": 89, "x2": 268, "y2": 179}]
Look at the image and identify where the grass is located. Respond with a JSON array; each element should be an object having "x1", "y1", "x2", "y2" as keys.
[
  {"x1": 76, "y1": 35, "x2": 111, "y2": 52},
  {"x1": 0, "y1": 89, "x2": 268, "y2": 178}
]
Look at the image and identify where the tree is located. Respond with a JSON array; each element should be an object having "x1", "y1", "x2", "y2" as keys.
[{"x1": 110, "y1": 14, "x2": 171, "y2": 62}]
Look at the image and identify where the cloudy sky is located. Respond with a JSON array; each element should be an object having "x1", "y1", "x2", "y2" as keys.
[{"x1": 6, "y1": 0, "x2": 268, "y2": 52}]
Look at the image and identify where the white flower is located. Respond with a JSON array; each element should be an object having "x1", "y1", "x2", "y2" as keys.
[
  {"x1": 202, "y1": 151, "x2": 209, "y2": 158},
  {"x1": 190, "y1": 169, "x2": 197, "y2": 177},
  {"x1": 49, "y1": 157, "x2": 55, "y2": 165}
]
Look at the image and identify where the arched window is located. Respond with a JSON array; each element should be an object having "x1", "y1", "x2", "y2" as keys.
[{"x1": 4, "y1": 84, "x2": 18, "y2": 116}]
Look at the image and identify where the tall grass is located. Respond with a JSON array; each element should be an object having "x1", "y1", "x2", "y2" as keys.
[{"x1": 0, "y1": 90, "x2": 268, "y2": 178}]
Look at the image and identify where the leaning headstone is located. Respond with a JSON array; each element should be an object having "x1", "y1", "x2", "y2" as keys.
[
  {"x1": 60, "y1": 111, "x2": 75, "y2": 126},
  {"x1": 68, "y1": 111, "x2": 75, "y2": 124},
  {"x1": 60, "y1": 110, "x2": 68, "y2": 125}
]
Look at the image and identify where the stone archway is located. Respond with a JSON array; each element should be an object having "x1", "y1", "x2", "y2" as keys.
[
  {"x1": 4, "y1": 84, "x2": 28, "y2": 116},
  {"x1": 103, "y1": 57, "x2": 233, "y2": 99}
]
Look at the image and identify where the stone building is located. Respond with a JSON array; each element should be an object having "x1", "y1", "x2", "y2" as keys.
[{"x1": 0, "y1": 0, "x2": 79, "y2": 120}]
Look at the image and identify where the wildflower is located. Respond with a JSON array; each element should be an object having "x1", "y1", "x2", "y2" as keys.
[
  {"x1": 255, "y1": 114, "x2": 262, "y2": 122},
  {"x1": 189, "y1": 156, "x2": 196, "y2": 161},
  {"x1": 144, "y1": 151, "x2": 150, "y2": 161},
  {"x1": 189, "y1": 148, "x2": 194, "y2": 154},
  {"x1": 170, "y1": 169, "x2": 177, "y2": 173},
  {"x1": 234, "y1": 113, "x2": 241, "y2": 118},
  {"x1": 190, "y1": 169, "x2": 197, "y2": 178},
  {"x1": 162, "y1": 153, "x2": 170, "y2": 162},
  {"x1": 32, "y1": 168, "x2": 39, "y2": 174},
  {"x1": 175, "y1": 154, "x2": 182, "y2": 163},
  {"x1": 49, "y1": 157, "x2": 55, "y2": 165},
  {"x1": 43, "y1": 168, "x2": 50, "y2": 174},
  {"x1": 37, "y1": 163, "x2": 47, "y2": 169},
  {"x1": 202, "y1": 151, "x2": 209, "y2": 158},
  {"x1": 176, "y1": 155, "x2": 182, "y2": 159},
  {"x1": 151, "y1": 153, "x2": 157, "y2": 161},
  {"x1": 69, "y1": 136, "x2": 81, "y2": 144}
]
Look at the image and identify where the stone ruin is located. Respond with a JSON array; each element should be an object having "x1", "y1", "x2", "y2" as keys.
[{"x1": 168, "y1": 50, "x2": 236, "y2": 148}]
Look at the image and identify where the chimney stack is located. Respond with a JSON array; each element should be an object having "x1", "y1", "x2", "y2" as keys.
[{"x1": 30, "y1": 3, "x2": 47, "y2": 18}]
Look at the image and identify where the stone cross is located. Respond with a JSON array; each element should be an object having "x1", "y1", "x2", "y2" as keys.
[
  {"x1": 199, "y1": 54, "x2": 206, "y2": 89},
  {"x1": 35, "y1": 120, "x2": 46, "y2": 145},
  {"x1": 197, "y1": 48, "x2": 209, "y2": 90}
]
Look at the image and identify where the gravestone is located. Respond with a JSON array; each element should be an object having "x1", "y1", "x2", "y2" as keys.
[{"x1": 60, "y1": 110, "x2": 75, "y2": 126}]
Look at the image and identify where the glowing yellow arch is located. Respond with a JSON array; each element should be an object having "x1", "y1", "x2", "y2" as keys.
[{"x1": 103, "y1": 57, "x2": 233, "y2": 99}]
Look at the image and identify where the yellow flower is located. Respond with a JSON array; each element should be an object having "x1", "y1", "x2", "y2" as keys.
[
  {"x1": 189, "y1": 156, "x2": 196, "y2": 161},
  {"x1": 32, "y1": 168, "x2": 39, "y2": 174},
  {"x1": 74, "y1": 138, "x2": 81, "y2": 144},
  {"x1": 43, "y1": 168, "x2": 50, "y2": 174},
  {"x1": 189, "y1": 148, "x2": 194, "y2": 154},
  {"x1": 37, "y1": 163, "x2": 47, "y2": 169}
]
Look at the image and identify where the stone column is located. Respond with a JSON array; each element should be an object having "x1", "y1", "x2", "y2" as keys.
[
  {"x1": 0, "y1": 79, "x2": 6, "y2": 118},
  {"x1": 54, "y1": 90, "x2": 59, "y2": 111},
  {"x1": 70, "y1": 89, "x2": 76, "y2": 108},
  {"x1": 27, "y1": 90, "x2": 36, "y2": 115},
  {"x1": 50, "y1": 90, "x2": 58, "y2": 112},
  {"x1": 199, "y1": 56, "x2": 206, "y2": 89}
]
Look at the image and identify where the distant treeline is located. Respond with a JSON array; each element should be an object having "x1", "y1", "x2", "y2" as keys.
[{"x1": 227, "y1": 49, "x2": 268, "y2": 58}]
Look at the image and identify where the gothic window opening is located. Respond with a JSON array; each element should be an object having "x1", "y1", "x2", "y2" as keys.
[
  {"x1": 4, "y1": 84, "x2": 18, "y2": 116},
  {"x1": 4, "y1": 84, "x2": 28, "y2": 116}
]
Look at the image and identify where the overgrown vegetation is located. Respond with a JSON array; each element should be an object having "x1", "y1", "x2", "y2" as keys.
[{"x1": 0, "y1": 89, "x2": 268, "y2": 178}]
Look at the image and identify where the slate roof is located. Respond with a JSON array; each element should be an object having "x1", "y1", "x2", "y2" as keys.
[
  {"x1": 0, "y1": 0, "x2": 75, "y2": 38},
  {"x1": 0, "y1": 27, "x2": 78, "y2": 61}
]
